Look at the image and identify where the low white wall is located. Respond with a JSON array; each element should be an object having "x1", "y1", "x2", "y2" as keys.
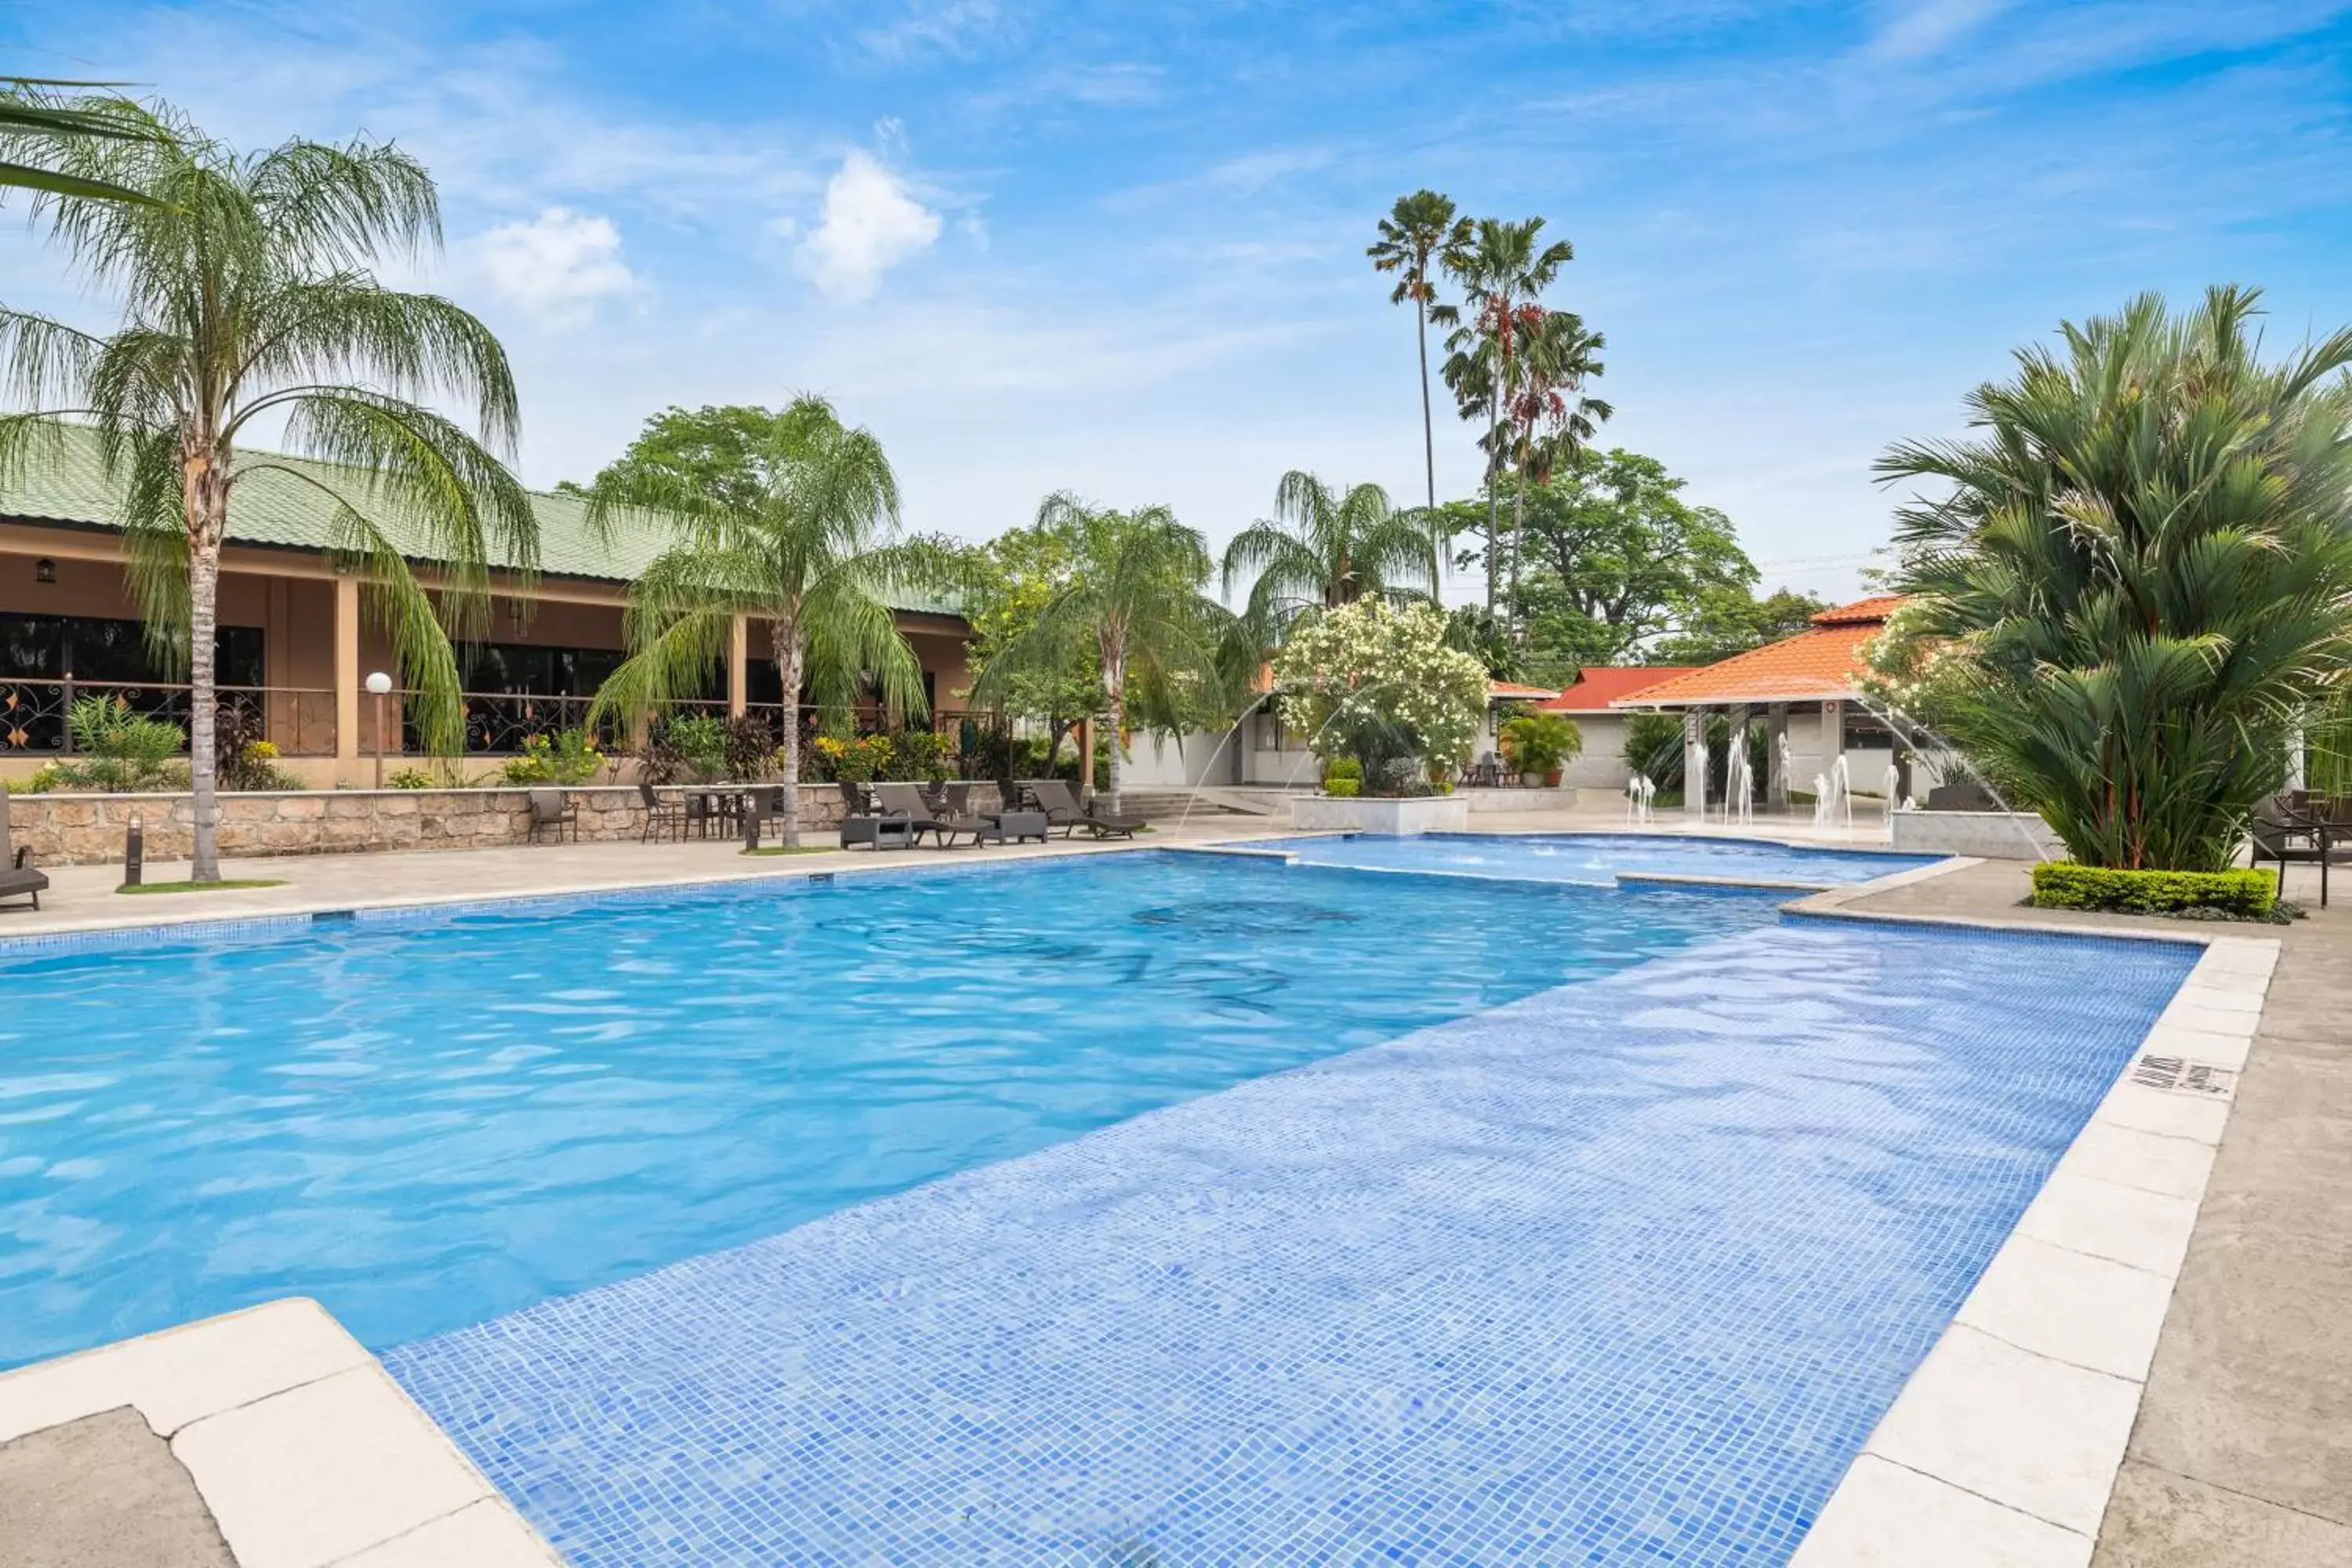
[
  {"x1": 1892, "y1": 808, "x2": 2064, "y2": 860},
  {"x1": 1287, "y1": 794, "x2": 1469, "y2": 835},
  {"x1": 1460, "y1": 786, "x2": 1577, "y2": 813}
]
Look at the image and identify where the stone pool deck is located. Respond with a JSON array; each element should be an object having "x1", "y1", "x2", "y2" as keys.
[{"x1": 1831, "y1": 859, "x2": 2352, "y2": 1567}]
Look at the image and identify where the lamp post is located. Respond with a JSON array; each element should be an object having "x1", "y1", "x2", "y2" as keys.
[{"x1": 365, "y1": 671, "x2": 393, "y2": 788}]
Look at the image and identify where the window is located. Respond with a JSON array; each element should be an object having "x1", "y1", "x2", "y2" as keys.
[{"x1": 0, "y1": 612, "x2": 265, "y2": 754}]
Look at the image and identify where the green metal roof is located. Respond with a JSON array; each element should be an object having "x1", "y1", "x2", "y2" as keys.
[{"x1": 0, "y1": 421, "x2": 964, "y2": 618}]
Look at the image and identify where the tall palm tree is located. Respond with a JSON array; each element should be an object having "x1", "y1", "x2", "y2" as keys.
[
  {"x1": 1882, "y1": 285, "x2": 2352, "y2": 870},
  {"x1": 585, "y1": 397, "x2": 960, "y2": 848},
  {"x1": 1367, "y1": 191, "x2": 1470, "y2": 511},
  {"x1": 0, "y1": 98, "x2": 538, "y2": 881},
  {"x1": 1221, "y1": 470, "x2": 1441, "y2": 640},
  {"x1": 1501, "y1": 310, "x2": 1610, "y2": 612},
  {"x1": 0, "y1": 81, "x2": 157, "y2": 203},
  {"x1": 1441, "y1": 216, "x2": 1576, "y2": 612},
  {"x1": 978, "y1": 493, "x2": 1237, "y2": 812}
]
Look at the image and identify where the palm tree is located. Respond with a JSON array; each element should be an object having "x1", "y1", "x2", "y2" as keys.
[
  {"x1": 1501, "y1": 310, "x2": 1610, "y2": 612},
  {"x1": 0, "y1": 98, "x2": 538, "y2": 881},
  {"x1": 1881, "y1": 285, "x2": 2352, "y2": 870},
  {"x1": 978, "y1": 494, "x2": 1237, "y2": 812},
  {"x1": 1441, "y1": 216, "x2": 1576, "y2": 612},
  {"x1": 1367, "y1": 191, "x2": 1470, "y2": 511},
  {"x1": 585, "y1": 397, "x2": 961, "y2": 847},
  {"x1": 0, "y1": 81, "x2": 158, "y2": 204},
  {"x1": 1221, "y1": 470, "x2": 1441, "y2": 640}
]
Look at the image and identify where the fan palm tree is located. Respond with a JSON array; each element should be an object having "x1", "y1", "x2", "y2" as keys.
[
  {"x1": 0, "y1": 98, "x2": 538, "y2": 881},
  {"x1": 1221, "y1": 470, "x2": 1441, "y2": 640},
  {"x1": 1440, "y1": 217, "x2": 1575, "y2": 612},
  {"x1": 977, "y1": 494, "x2": 1238, "y2": 812},
  {"x1": 1881, "y1": 285, "x2": 2352, "y2": 870},
  {"x1": 584, "y1": 397, "x2": 961, "y2": 848},
  {"x1": 0, "y1": 81, "x2": 157, "y2": 204},
  {"x1": 1367, "y1": 191, "x2": 1470, "y2": 511}
]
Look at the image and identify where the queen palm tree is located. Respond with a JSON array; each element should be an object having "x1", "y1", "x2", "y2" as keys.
[
  {"x1": 584, "y1": 397, "x2": 962, "y2": 848},
  {"x1": 0, "y1": 81, "x2": 156, "y2": 203},
  {"x1": 978, "y1": 494, "x2": 1238, "y2": 813},
  {"x1": 1441, "y1": 216, "x2": 1575, "y2": 612},
  {"x1": 1501, "y1": 310, "x2": 1610, "y2": 612},
  {"x1": 1221, "y1": 470, "x2": 1441, "y2": 640},
  {"x1": 1882, "y1": 285, "x2": 2352, "y2": 870},
  {"x1": 0, "y1": 98, "x2": 538, "y2": 881},
  {"x1": 1367, "y1": 191, "x2": 1471, "y2": 511}
]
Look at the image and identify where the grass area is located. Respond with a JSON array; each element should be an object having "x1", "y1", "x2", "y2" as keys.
[{"x1": 117, "y1": 878, "x2": 289, "y2": 895}]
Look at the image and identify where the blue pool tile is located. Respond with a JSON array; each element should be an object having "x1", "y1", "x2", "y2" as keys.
[{"x1": 385, "y1": 919, "x2": 2194, "y2": 1566}]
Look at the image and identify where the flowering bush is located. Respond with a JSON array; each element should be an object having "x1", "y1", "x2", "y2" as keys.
[{"x1": 1273, "y1": 601, "x2": 1487, "y2": 793}]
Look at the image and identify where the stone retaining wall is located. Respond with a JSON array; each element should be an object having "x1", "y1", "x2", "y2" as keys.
[
  {"x1": 3, "y1": 784, "x2": 947, "y2": 866},
  {"x1": 1889, "y1": 807, "x2": 2066, "y2": 861}
]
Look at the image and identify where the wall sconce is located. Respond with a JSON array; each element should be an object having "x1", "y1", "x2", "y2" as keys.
[{"x1": 34, "y1": 558, "x2": 55, "y2": 584}]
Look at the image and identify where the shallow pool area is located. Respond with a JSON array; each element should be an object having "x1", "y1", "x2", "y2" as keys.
[
  {"x1": 0, "y1": 851, "x2": 1775, "y2": 1369},
  {"x1": 1240, "y1": 830, "x2": 1947, "y2": 887}
]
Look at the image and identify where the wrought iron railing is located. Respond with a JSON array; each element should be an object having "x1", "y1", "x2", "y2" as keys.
[{"x1": 0, "y1": 677, "x2": 337, "y2": 757}]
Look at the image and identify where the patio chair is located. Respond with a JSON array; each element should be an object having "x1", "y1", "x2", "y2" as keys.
[
  {"x1": 0, "y1": 792, "x2": 47, "y2": 911},
  {"x1": 1029, "y1": 779, "x2": 1146, "y2": 839},
  {"x1": 873, "y1": 782, "x2": 988, "y2": 848},
  {"x1": 526, "y1": 788, "x2": 579, "y2": 844},
  {"x1": 2252, "y1": 794, "x2": 2346, "y2": 907},
  {"x1": 836, "y1": 779, "x2": 870, "y2": 817},
  {"x1": 637, "y1": 780, "x2": 688, "y2": 842}
]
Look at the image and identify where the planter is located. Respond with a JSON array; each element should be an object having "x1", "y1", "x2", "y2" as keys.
[
  {"x1": 1457, "y1": 786, "x2": 1577, "y2": 814},
  {"x1": 1287, "y1": 793, "x2": 1469, "y2": 835},
  {"x1": 1889, "y1": 808, "x2": 2065, "y2": 861}
]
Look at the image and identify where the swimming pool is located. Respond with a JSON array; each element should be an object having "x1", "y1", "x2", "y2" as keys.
[
  {"x1": 1245, "y1": 830, "x2": 1947, "y2": 886},
  {"x1": 0, "y1": 852, "x2": 1778, "y2": 1368}
]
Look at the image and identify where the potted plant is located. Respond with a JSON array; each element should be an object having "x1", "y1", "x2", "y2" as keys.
[{"x1": 1498, "y1": 713, "x2": 1582, "y2": 788}]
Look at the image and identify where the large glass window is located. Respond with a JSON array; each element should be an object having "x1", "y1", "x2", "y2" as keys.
[{"x1": 0, "y1": 612, "x2": 265, "y2": 753}]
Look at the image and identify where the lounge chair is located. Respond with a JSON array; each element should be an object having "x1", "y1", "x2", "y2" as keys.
[
  {"x1": 0, "y1": 792, "x2": 45, "y2": 910},
  {"x1": 872, "y1": 782, "x2": 996, "y2": 848},
  {"x1": 637, "y1": 781, "x2": 687, "y2": 842},
  {"x1": 1026, "y1": 779, "x2": 1145, "y2": 839},
  {"x1": 527, "y1": 788, "x2": 579, "y2": 843}
]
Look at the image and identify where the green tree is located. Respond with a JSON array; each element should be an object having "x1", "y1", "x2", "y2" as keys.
[
  {"x1": 1273, "y1": 600, "x2": 1488, "y2": 789},
  {"x1": 1500, "y1": 309, "x2": 1610, "y2": 612},
  {"x1": 1653, "y1": 586, "x2": 1829, "y2": 665},
  {"x1": 975, "y1": 494, "x2": 1240, "y2": 811},
  {"x1": 961, "y1": 518, "x2": 1102, "y2": 772},
  {"x1": 1220, "y1": 470, "x2": 1441, "y2": 642},
  {"x1": 1461, "y1": 448, "x2": 1757, "y2": 677},
  {"x1": 1879, "y1": 286, "x2": 2352, "y2": 870},
  {"x1": 1439, "y1": 216, "x2": 1577, "y2": 613},
  {"x1": 584, "y1": 397, "x2": 961, "y2": 847},
  {"x1": 1367, "y1": 191, "x2": 1470, "y2": 511},
  {"x1": 0, "y1": 98, "x2": 537, "y2": 880}
]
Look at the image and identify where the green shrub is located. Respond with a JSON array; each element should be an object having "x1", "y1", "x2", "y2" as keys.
[
  {"x1": 1323, "y1": 776, "x2": 1361, "y2": 798},
  {"x1": 45, "y1": 695, "x2": 189, "y2": 793},
  {"x1": 2030, "y1": 862, "x2": 2275, "y2": 918},
  {"x1": 1498, "y1": 713, "x2": 1582, "y2": 776},
  {"x1": 503, "y1": 728, "x2": 604, "y2": 786},
  {"x1": 1324, "y1": 757, "x2": 1363, "y2": 786},
  {"x1": 388, "y1": 766, "x2": 437, "y2": 789}
]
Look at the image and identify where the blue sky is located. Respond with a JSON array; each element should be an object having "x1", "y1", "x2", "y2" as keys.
[{"x1": 9, "y1": 0, "x2": 2352, "y2": 601}]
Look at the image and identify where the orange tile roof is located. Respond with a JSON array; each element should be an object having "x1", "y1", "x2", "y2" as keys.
[
  {"x1": 1487, "y1": 680, "x2": 1560, "y2": 702},
  {"x1": 1610, "y1": 596, "x2": 1904, "y2": 708},
  {"x1": 1534, "y1": 666, "x2": 1698, "y2": 713}
]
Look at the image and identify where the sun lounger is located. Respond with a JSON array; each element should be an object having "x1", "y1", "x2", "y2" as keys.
[
  {"x1": 1025, "y1": 779, "x2": 1145, "y2": 839},
  {"x1": 0, "y1": 792, "x2": 47, "y2": 910}
]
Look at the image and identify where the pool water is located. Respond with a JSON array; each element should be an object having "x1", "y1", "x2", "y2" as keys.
[
  {"x1": 0, "y1": 853, "x2": 1780, "y2": 1368},
  {"x1": 1247, "y1": 831, "x2": 1946, "y2": 886}
]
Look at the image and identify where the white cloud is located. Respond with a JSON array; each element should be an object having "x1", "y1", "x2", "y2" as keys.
[
  {"x1": 798, "y1": 151, "x2": 944, "y2": 303},
  {"x1": 476, "y1": 209, "x2": 638, "y2": 325},
  {"x1": 1862, "y1": 0, "x2": 2015, "y2": 63}
]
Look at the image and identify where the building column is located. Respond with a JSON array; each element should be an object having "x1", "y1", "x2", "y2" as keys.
[
  {"x1": 726, "y1": 614, "x2": 748, "y2": 717},
  {"x1": 1683, "y1": 708, "x2": 1707, "y2": 821},
  {"x1": 1078, "y1": 717, "x2": 1095, "y2": 795},
  {"x1": 332, "y1": 573, "x2": 361, "y2": 786},
  {"x1": 1766, "y1": 702, "x2": 1791, "y2": 811}
]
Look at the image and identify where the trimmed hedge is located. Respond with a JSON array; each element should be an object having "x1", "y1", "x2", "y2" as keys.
[
  {"x1": 2030, "y1": 862, "x2": 2276, "y2": 918},
  {"x1": 1323, "y1": 777, "x2": 1361, "y2": 798}
]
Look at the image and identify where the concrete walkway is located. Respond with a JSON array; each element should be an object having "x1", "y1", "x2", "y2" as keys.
[{"x1": 1838, "y1": 859, "x2": 2352, "y2": 1566}]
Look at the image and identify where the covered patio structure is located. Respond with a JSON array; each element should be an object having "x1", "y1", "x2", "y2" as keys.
[{"x1": 1610, "y1": 596, "x2": 1911, "y2": 820}]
